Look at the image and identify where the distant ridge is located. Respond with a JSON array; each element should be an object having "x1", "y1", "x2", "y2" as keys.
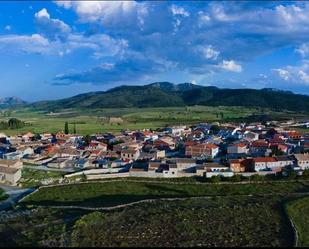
[
  {"x1": 149, "y1": 82, "x2": 204, "y2": 92},
  {"x1": 27, "y1": 82, "x2": 309, "y2": 112},
  {"x1": 0, "y1": 96, "x2": 27, "y2": 108}
]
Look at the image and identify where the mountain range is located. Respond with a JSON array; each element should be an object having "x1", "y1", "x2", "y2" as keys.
[
  {"x1": 0, "y1": 97, "x2": 27, "y2": 108},
  {"x1": 3, "y1": 82, "x2": 309, "y2": 112}
]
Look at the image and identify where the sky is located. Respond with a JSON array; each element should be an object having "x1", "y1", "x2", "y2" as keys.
[{"x1": 1, "y1": 1, "x2": 309, "y2": 102}]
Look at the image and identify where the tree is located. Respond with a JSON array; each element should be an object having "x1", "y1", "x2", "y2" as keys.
[
  {"x1": 250, "y1": 174, "x2": 264, "y2": 182},
  {"x1": 64, "y1": 121, "x2": 69, "y2": 134},
  {"x1": 73, "y1": 123, "x2": 77, "y2": 134},
  {"x1": 210, "y1": 124, "x2": 220, "y2": 135},
  {"x1": 209, "y1": 175, "x2": 221, "y2": 183},
  {"x1": 32, "y1": 133, "x2": 41, "y2": 141},
  {"x1": 288, "y1": 171, "x2": 297, "y2": 179},
  {"x1": 271, "y1": 146, "x2": 285, "y2": 156},
  {"x1": 83, "y1": 134, "x2": 91, "y2": 146},
  {"x1": 8, "y1": 118, "x2": 25, "y2": 129},
  {"x1": 301, "y1": 169, "x2": 309, "y2": 179},
  {"x1": 230, "y1": 174, "x2": 242, "y2": 182},
  {"x1": 71, "y1": 212, "x2": 106, "y2": 247}
]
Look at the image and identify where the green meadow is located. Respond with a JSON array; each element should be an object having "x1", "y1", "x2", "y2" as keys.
[
  {"x1": 21, "y1": 180, "x2": 309, "y2": 208},
  {"x1": 0, "y1": 105, "x2": 306, "y2": 136},
  {"x1": 286, "y1": 196, "x2": 309, "y2": 247}
]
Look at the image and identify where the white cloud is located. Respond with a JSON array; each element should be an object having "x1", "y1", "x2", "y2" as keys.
[
  {"x1": 35, "y1": 8, "x2": 50, "y2": 19},
  {"x1": 272, "y1": 62, "x2": 309, "y2": 85},
  {"x1": 298, "y1": 70, "x2": 309, "y2": 83},
  {"x1": 0, "y1": 34, "x2": 50, "y2": 54},
  {"x1": 296, "y1": 43, "x2": 309, "y2": 57},
  {"x1": 272, "y1": 68, "x2": 290, "y2": 80},
  {"x1": 170, "y1": 4, "x2": 189, "y2": 17},
  {"x1": 203, "y1": 45, "x2": 220, "y2": 60},
  {"x1": 51, "y1": 1, "x2": 309, "y2": 85},
  {"x1": 35, "y1": 8, "x2": 71, "y2": 40},
  {"x1": 0, "y1": 32, "x2": 127, "y2": 58},
  {"x1": 259, "y1": 73, "x2": 268, "y2": 79},
  {"x1": 198, "y1": 11, "x2": 211, "y2": 26},
  {"x1": 219, "y1": 60, "x2": 242, "y2": 72},
  {"x1": 4, "y1": 25, "x2": 11, "y2": 31},
  {"x1": 55, "y1": 1, "x2": 144, "y2": 26},
  {"x1": 54, "y1": 1, "x2": 72, "y2": 9}
]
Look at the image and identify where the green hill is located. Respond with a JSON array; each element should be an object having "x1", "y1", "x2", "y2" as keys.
[{"x1": 29, "y1": 82, "x2": 309, "y2": 112}]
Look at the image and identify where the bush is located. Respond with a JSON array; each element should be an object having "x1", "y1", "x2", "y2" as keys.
[
  {"x1": 250, "y1": 174, "x2": 265, "y2": 182},
  {"x1": 230, "y1": 174, "x2": 242, "y2": 182},
  {"x1": 208, "y1": 175, "x2": 221, "y2": 183}
]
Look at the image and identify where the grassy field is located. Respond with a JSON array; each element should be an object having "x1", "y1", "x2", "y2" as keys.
[
  {"x1": 18, "y1": 168, "x2": 66, "y2": 188},
  {"x1": 21, "y1": 180, "x2": 309, "y2": 208},
  {"x1": 0, "y1": 106, "x2": 306, "y2": 136},
  {"x1": 70, "y1": 196, "x2": 293, "y2": 247},
  {"x1": 286, "y1": 196, "x2": 309, "y2": 247},
  {"x1": 0, "y1": 195, "x2": 295, "y2": 247}
]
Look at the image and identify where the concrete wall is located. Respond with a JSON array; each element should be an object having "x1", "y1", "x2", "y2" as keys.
[
  {"x1": 86, "y1": 172, "x2": 130, "y2": 180},
  {"x1": 129, "y1": 171, "x2": 164, "y2": 178},
  {"x1": 65, "y1": 168, "x2": 123, "y2": 178},
  {"x1": 1, "y1": 169, "x2": 22, "y2": 185},
  {"x1": 205, "y1": 171, "x2": 234, "y2": 178}
]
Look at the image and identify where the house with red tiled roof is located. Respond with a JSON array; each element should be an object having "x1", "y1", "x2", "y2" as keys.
[
  {"x1": 185, "y1": 143, "x2": 219, "y2": 158},
  {"x1": 88, "y1": 141, "x2": 107, "y2": 151},
  {"x1": 251, "y1": 157, "x2": 281, "y2": 171},
  {"x1": 121, "y1": 148, "x2": 140, "y2": 161},
  {"x1": 286, "y1": 131, "x2": 302, "y2": 140},
  {"x1": 249, "y1": 140, "x2": 271, "y2": 157},
  {"x1": 184, "y1": 141, "x2": 198, "y2": 147},
  {"x1": 229, "y1": 158, "x2": 251, "y2": 172},
  {"x1": 154, "y1": 136, "x2": 176, "y2": 150},
  {"x1": 227, "y1": 143, "x2": 248, "y2": 154},
  {"x1": 22, "y1": 132, "x2": 34, "y2": 142}
]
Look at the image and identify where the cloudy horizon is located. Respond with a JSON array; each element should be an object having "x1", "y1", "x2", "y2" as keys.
[{"x1": 1, "y1": 1, "x2": 309, "y2": 101}]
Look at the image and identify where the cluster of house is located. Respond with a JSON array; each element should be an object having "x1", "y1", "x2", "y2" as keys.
[{"x1": 1, "y1": 120, "x2": 309, "y2": 185}]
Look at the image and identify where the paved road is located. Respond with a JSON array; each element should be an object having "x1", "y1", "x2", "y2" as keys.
[
  {"x1": 0, "y1": 183, "x2": 20, "y2": 192},
  {"x1": 0, "y1": 185, "x2": 35, "y2": 210}
]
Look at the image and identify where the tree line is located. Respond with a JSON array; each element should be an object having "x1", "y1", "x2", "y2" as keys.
[
  {"x1": 0, "y1": 118, "x2": 26, "y2": 129},
  {"x1": 64, "y1": 121, "x2": 77, "y2": 134}
]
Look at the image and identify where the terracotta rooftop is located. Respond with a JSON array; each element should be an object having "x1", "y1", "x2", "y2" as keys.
[{"x1": 253, "y1": 157, "x2": 277, "y2": 163}]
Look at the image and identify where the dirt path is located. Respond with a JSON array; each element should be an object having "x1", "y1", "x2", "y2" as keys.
[{"x1": 27, "y1": 192, "x2": 309, "y2": 211}]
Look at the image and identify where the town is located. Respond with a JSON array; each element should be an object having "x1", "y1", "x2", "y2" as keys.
[{"x1": 0, "y1": 119, "x2": 309, "y2": 186}]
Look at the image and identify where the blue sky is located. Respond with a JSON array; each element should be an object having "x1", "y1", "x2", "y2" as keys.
[{"x1": 1, "y1": 1, "x2": 309, "y2": 101}]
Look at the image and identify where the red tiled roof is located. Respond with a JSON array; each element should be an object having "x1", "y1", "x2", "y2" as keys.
[
  {"x1": 187, "y1": 143, "x2": 218, "y2": 149},
  {"x1": 253, "y1": 157, "x2": 277, "y2": 163},
  {"x1": 234, "y1": 143, "x2": 246, "y2": 148},
  {"x1": 251, "y1": 140, "x2": 268, "y2": 147},
  {"x1": 184, "y1": 141, "x2": 198, "y2": 146}
]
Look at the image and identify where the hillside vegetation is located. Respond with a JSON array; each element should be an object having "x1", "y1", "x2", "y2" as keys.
[
  {"x1": 29, "y1": 82, "x2": 309, "y2": 112},
  {"x1": 1, "y1": 196, "x2": 294, "y2": 247},
  {"x1": 21, "y1": 180, "x2": 309, "y2": 208},
  {"x1": 286, "y1": 196, "x2": 309, "y2": 247}
]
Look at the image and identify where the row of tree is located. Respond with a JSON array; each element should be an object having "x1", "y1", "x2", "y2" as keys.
[
  {"x1": 0, "y1": 118, "x2": 26, "y2": 130},
  {"x1": 64, "y1": 122, "x2": 77, "y2": 134}
]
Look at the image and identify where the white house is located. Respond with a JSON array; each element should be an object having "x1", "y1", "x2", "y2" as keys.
[
  {"x1": 293, "y1": 154, "x2": 309, "y2": 170},
  {"x1": 252, "y1": 157, "x2": 280, "y2": 171},
  {"x1": 0, "y1": 166, "x2": 21, "y2": 185},
  {"x1": 227, "y1": 143, "x2": 248, "y2": 154}
]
